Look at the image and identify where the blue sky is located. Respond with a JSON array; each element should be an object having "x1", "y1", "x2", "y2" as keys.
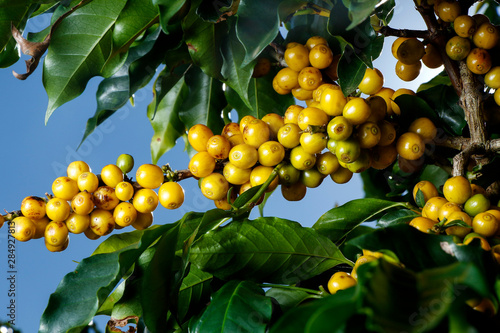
[{"x1": 0, "y1": 3, "x2": 441, "y2": 331}]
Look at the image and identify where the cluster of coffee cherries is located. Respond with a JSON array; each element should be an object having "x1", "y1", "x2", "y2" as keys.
[
  {"x1": 437, "y1": 3, "x2": 500, "y2": 105},
  {"x1": 6, "y1": 155, "x2": 185, "y2": 252},
  {"x1": 272, "y1": 35, "x2": 339, "y2": 100},
  {"x1": 391, "y1": 36, "x2": 443, "y2": 82},
  {"x1": 410, "y1": 176, "x2": 500, "y2": 253}
]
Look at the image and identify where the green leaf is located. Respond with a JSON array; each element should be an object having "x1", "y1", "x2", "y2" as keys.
[
  {"x1": 269, "y1": 286, "x2": 360, "y2": 332},
  {"x1": 177, "y1": 264, "x2": 213, "y2": 322},
  {"x1": 337, "y1": 50, "x2": 366, "y2": 96},
  {"x1": 265, "y1": 287, "x2": 318, "y2": 313},
  {"x1": 417, "y1": 84, "x2": 466, "y2": 136},
  {"x1": 141, "y1": 223, "x2": 181, "y2": 332},
  {"x1": 0, "y1": 0, "x2": 36, "y2": 52},
  {"x1": 80, "y1": 27, "x2": 163, "y2": 146},
  {"x1": 358, "y1": 259, "x2": 490, "y2": 332},
  {"x1": 43, "y1": 0, "x2": 128, "y2": 123},
  {"x1": 221, "y1": 19, "x2": 254, "y2": 109},
  {"x1": 109, "y1": 0, "x2": 158, "y2": 57},
  {"x1": 376, "y1": 209, "x2": 420, "y2": 228},
  {"x1": 38, "y1": 222, "x2": 175, "y2": 333},
  {"x1": 236, "y1": 0, "x2": 280, "y2": 66},
  {"x1": 0, "y1": 37, "x2": 19, "y2": 68},
  {"x1": 92, "y1": 228, "x2": 153, "y2": 255},
  {"x1": 153, "y1": 0, "x2": 187, "y2": 33},
  {"x1": 313, "y1": 198, "x2": 409, "y2": 243},
  {"x1": 190, "y1": 218, "x2": 349, "y2": 284},
  {"x1": 182, "y1": 5, "x2": 226, "y2": 79},
  {"x1": 179, "y1": 66, "x2": 226, "y2": 135},
  {"x1": 148, "y1": 75, "x2": 188, "y2": 164},
  {"x1": 344, "y1": 0, "x2": 380, "y2": 30},
  {"x1": 417, "y1": 71, "x2": 452, "y2": 92},
  {"x1": 225, "y1": 73, "x2": 295, "y2": 119},
  {"x1": 196, "y1": 0, "x2": 234, "y2": 22},
  {"x1": 374, "y1": 0, "x2": 395, "y2": 24},
  {"x1": 418, "y1": 165, "x2": 448, "y2": 193},
  {"x1": 415, "y1": 188, "x2": 425, "y2": 208},
  {"x1": 189, "y1": 280, "x2": 272, "y2": 333}
]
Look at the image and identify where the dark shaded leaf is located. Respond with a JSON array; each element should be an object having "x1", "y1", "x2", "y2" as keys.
[
  {"x1": 376, "y1": 209, "x2": 420, "y2": 228},
  {"x1": 196, "y1": 0, "x2": 234, "y2": 22},
  {"x1": 417, "y1": 71, "x2": 451, "y2": 92},
  {"x1": 236, "y1": 0, "x2": 280, "y2": 66},
  {"x1": 265, "y1": 287, "x2": 318, "y2": 313},
  {"x1": 313, "y1": 198, "x2": 409, "y2": 243},
  {"x1": 337, "y1": 50, "x2": 366, "y2": 96},
  {"x1": 177, "y1": 264, "x2": 213, "y2": 322},
  {"x1": 189, "y1": 280, "x2": 272, "y2": 333},
  {"x1": 153, "y1": 0, "x2": 188, "y2": 33},
  {"x1": 415, "y1": 189, "x2": 425, "y2": 208},
  {"x1": 190, "y1": 218, "x2": 349, "y2": 284},
  {"x1": 344, "y1": 0, "x2": 379, "y2": 30},
  {"x1": 179, "y1": 66, "x2": 226, "y2": 135}
]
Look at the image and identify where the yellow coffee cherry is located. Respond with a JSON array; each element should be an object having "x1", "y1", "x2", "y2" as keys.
[
  {"x1": 297, "y1": 107, "x2": 329, "y2": 130},
  {"x1": 281, "y1": 181, "x2": 307, "y2": 201},
  {"x1": 242, "y1": 119, "x2": 270, "y2": 148},
  {"x1": 200, "y1": 173, "x2": 230, "y2": 200},
  {"x1": 445, "y1": 211, "x2": 472, "y2": 238},
  {"x1": 101, "y1": 164, "x2": 124, "y2": 188},
  {"x1": 351, "y1": 255, "x2": 378, "y2": 279},
  {"x1": 258, "y1": 141, "x2": 285, "y2": 166},
  {"x1": 229, "y1": 144, "x2": 259, "y2": 169},
  {"x1": 158, "y1": 182, "x2": 185, "y2": 210},
  {"x1": 309, "y1": 44, "x2": 333, "y2": 69},
  {"x1": 45, "y1": 221, "x2": 69, "y2": 247},
  {"x1": 45, "y1": 237, "x2": 69, "y2": 252},
  {"x1": 277, "y1": 123, "x2": 301, "y2": 149},
  {"x1": 115, "y1": 181, "x2": 135, "y2": 202},
  {"x1": 250, "y1": 166, "x2": 279, "y2": 192},
  {"x1": 90, "y1": 209, "x2": 115, "y2": 236},
  {"x1": 396, "y1": 38, "x2": 425, "y2": 64},
  {"x1": 132, "y1": 212, "x2": 154, "y2": 230},
  {"x1": 408, "y1": 117, "x2": 437, "y2": 143},
  {"x1": 11, "y1": 217, "x2": 36, "y2": 242},
  {"x1": 374, "y1": 87, "x2": 395, "y2": 115},
  {"x1": 472, "y1": 212, "x2": 499, "y2": 238},
  {"x1": 52, "y1": 176, "x2": 79, "y2": 201},
  {"x1": 320, "y1": 86, "x2": 347, "y2": 116},
  {"x1": 443, "y1": 176, "x2": 472, "y2": 205},
  {"x1": 330, "y1": 166, "x2": 353, "y2": 184},
  {"x1": 409, "y1": 216, "x2": 436, "y2": 234},
  {"x1": 136, "y1": 164, "x2": 164, "y2": 189},
  {"x1": 343, "y1": 97, "x2": 372, "y2": 125},
  {"x1": 274, "y1": 67, "x2": 299, "y2": 90},
  {"x1": 33, "y1": 216, "x2": 50, "y2": 239},
  {"x1": 284, "y1": 105, "x2": 304, "y2": 124},
  {"x1": 93, "y1": 186, "x2": 120, "y2": 211},
  {"x1": 422, "y1": 197, "x2": 448, "y2": 222},
  {"x1": 65, "y1": 213, "x2": 90, "y2": 234},
  {"x1": 189, "y1": 151, "x2": 216, "y2": 178},
  {"x1": 262, "y1": 113, "x2": 285, "y2": 140},
  {"x1": 113, "y1": 202, "x2": 138, "y2": 227},
  {"x1": 390, "y1": 88, "x2": 415, "y2": 116},
  {"x1": 188, "y1": 124, "x2": 214, "y2": 152},
  {"x1": 284, "y1": 43, "x2": 310, "y2": 72},
  {"x1": 77, "y1": 172, "x2": 99, "y2": 193},
  {"x1": 67, "y1": 161, "x2": 90, "y2": 181},
  {"x1": 133, "y1": 189, "x2": 159, "y2": 213},
  {"x1": 358, "y1": 68, "x2": 384, "y2": 95},
  {"x1": 412, "y1": 180, "x2": 439, "y2": 204},
  {"x1": 71, "y1": 191, "x2": 95, "y2": 215},
  {"x1": 46, "y1": 198, "x2": 71, "y2": 222},
  {"x1": 305, "y1": 36, "x2": 328, "y2": 50},
  {"x1": 21, "y1": 196, "x2": 46, "y2": 220},
  {"x1": 327, "y1": 272, "x2": 357, "y2": 294},
  {"x1": 300, "y1": 132, "x2": 328, "y2": 154},
  {"x1": 83, "y1": 227, "x2": 101, "y2": 240},
  {"x1": 290, "y1": 146, "x2": 317, "y2": 171},
  {"x1": 438, "y1": 202, "x2": 462, "y2": 222}
]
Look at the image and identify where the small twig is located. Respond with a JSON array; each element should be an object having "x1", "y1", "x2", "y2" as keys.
[{"x1": 378, "y1": 26, "x2": 430, "y2": 39}]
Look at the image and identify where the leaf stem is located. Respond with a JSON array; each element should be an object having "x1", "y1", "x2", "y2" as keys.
[{"x1": 258, "y1": 283, "x2": 324, "y2": 296}]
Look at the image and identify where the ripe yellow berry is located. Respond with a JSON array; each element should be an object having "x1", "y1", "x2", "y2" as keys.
[
  {"x1": 44, "y1": 221, "x2": 69, "y2": 247},
  {"x1": 71, "y1": 191, "x2": 95, "y2": 215},
  {"x1": 77, "y1": 172, "x2": 99, "y2": 193},
  {"x1": 158, "y1": 182, "x2": 185, "y2": 210},
  {"x1": 20, "y1": 196, "x2": 46, "y2": 220},
  {"x1": 133, "y1": 189, "x2": 159, "y2": 213},
  {"x1": 46, "y1": 198, "x2": 71, "y2": 222},
  {"x1": 90, "y1": 209, "x2": 115, "y2": 236},
  {"x1": 113, "y1": 202, "x2": 138, "y2": 227},
  {"x1": 65, "y1": 213, "x2": 90, "y2": 234},
  {"x1": 52, "y1": 176, "x2": 79, "y2": 201},
  {"x1": 101, "y1": 164, "x2": 124, "y2": 188},
  {"x1": 136, "y1": 164, "x2": 164, "y2": 189},
  {"x1": 11, "y1": 217, "x2": 36, "y2": 242},
  {"x1": 67, "y1": 161, "x2": 90, "y2": 181},
  {"x1": 115, "y1": 181, "x2": 135, "y2": 202},
  {"x1": 93, "y1": 186, "x2": 120, "y2": 211}
]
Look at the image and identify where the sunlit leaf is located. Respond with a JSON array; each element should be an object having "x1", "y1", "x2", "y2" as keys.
[
  {"x1": 43, "y1": 0, "x2": 128, "y2": 123},
  {"x1": 190, "y1": 218, "x2": 349, "y2": 284},
  {"x1": 313, "y1": 198, "x2": 409, "y2": 242}
]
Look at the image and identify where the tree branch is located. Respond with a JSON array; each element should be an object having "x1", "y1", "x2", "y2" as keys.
[{"x1": 378, "y1": 26, "x2": 430, "y2": 39}]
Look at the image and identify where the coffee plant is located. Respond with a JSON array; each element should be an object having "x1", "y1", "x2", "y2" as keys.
[{"x1": 1, "y1": 0, "x2": 500, "y2": 331}]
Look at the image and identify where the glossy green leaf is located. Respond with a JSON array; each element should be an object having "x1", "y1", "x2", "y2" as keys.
[
  {"x1": 0, "y1": 37, "x2": 19, "y2": 68},
  {"x1": 269, "y1": 286, "x2": 360, "y2": 333},
  {"x1": 182, "y1": 5, "x2": 225, "y2": 79},
  {"x1": 153, "y1": 0, "x2": 188, "y2": 33},
  {"x1": 417, "y1": 84, "x2": 466, "y2": 136},
  {"x1": 419, "y1": 165, "x2": 448, "y2": 194},
  {"x1": 80, "y1": 27, "x2": 163, "y2": 146},
  {"x1": 110, "y1": 247, "x2": 156, "y2": 320},
  {"x1": 148, "y1": 75, "x2": 187, "y2": 164},
  {"x1": 92, "y1": 228, "x2": 154, "y2": 255},
  {"x1": 38, "y1": 222, "x2": 175, "y2": 333},
  {"x1": 415, "y1": 189, "x2": 425, "y2": 208},
  {"x1": 265, "y1": 287, "x2": 318, "y2": 313},
  {"x1": 225, "y1": 73, "x2": 295, "y2": 119},
  {"x1": 344, "y1": 0, "x2": 379, "y2": 30},
  {"x1": 376, "y1": 209, "x2": 420, "y2": 228},
  {"x1": 141, "y1": 223, "x2": 181, "y2": 332},
  {"x1": 189, "y1": 280, "x2": 272, "y2": 333},
  {"x1": 43, "y1": 0, "x2": 128, "y2": 123},
  {"x1": 110, "y1": 0, "x2": 159, "y2": 57},
  {"x1": 313, "y1": 198, "x2": 409, "y2": 243},
  {"x1": 179, "y1": 66, "x2": 226, "y2": 135},
  {"x1": 236, "y1": 0, "x2": 280, "y2": 66},
  {"x1": 347, "y1": 223, "x2": 496, "y2": 272},
  {"x1": 177, "y1": 265, "x2": 213, "y2": 322},
  {"x1": 0, "y1": 0, "x2": 36, "y2": 52},
  {"x1": 221, "y1": 20, "x2": 254, "y2": 109},
  {"x1": 374, "y1": 0, "x2": 395, "y2": 24},
  {"x1": 394, "y1": 94, "x2": 440, "y2": 129},
  {"x1": 190, "y1": 218, "x2": 349, "y2": 284},
  {"x1": 337, "y1": 51, "x2": 366, "y2": 96},
  {"x1": 417, "y1": 71, "x2": 451, "y2": 92}
]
